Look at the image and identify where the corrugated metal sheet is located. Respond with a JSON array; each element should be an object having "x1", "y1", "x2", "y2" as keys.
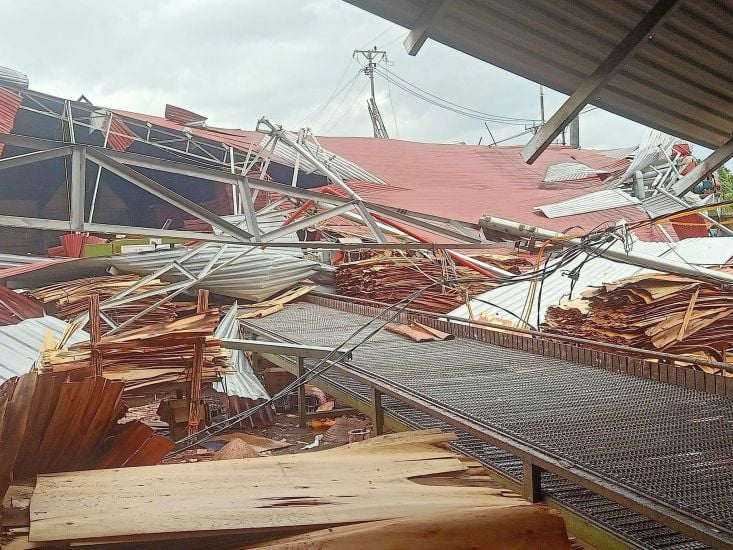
[
  {"x1": 0, "y1": 253, "x2": 59, "y2": 270},
  {"x1": 263, "y1": 132, "x2": 386, "y2": 185},
  {"x1": 212, "y1": 212, "x2": 303, "y2": 258},
  {"x1": 641, "y1": 193, "x2": 689, "y2": 217},
  {"x1": 107, "y1": 116, "x2": 136, "y2": 152},
  {"x1": 535, "y1": 189, "x2": 639, "y2": 218},
  {"x1": 0, "y1": 66, "x2": 28, "y2": 89},
  {"x1": 164, "y1": 104, "x2": 207, "y2": 126},
  {"x1": 543, "y1": 162, "x2": 610, "y2": 183},
  {"x1": 671, "y1": 214, "x2": 709, "y2": 239},
  {"x1": 213, "y1": 303, "x2": 270, "y2": 400},
  {"x1": 0, "y1": 316, "x2": 89, "y2": 382},
  {"x1": 346, "y1": 0, "x2": 733, "y2": 149},
  {"x1": 0, "y1": 86, "x2": 22, "y2": 157},
  {"x1": 609, "y1": 129, "x2": 681, "y2": 186},
  {"x1": 450, "y1": 238, "x2": 733, "y2": 325},
  {"x1": 108, "y1": 246, "x2": 318, "y2": 302},
  {"x1": 315, "y1": 136, "x2": 672, "y2": 241}
]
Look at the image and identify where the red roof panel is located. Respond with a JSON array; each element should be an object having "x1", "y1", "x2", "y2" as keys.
[
  {"x1": 0, "y1": 87, "x2": 22, "y2": 157},
  {"x1": 314, "y1": 136, "x2": 671, "y2": 241}
]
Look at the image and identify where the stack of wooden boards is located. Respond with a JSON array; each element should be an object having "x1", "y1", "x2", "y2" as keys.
[
  {"x1": 0, "y1": 371, "x2": 173, "y2": 501},
  {"x1": 544, "y1": 271, "x2": 733, "y2": 361},
  {"x1": 335, "y1": 256, "x2": 494, "y2": 313},
  {"x1": 27, "y1": 274, "x2": 177, "y2": 330},
  {"x1": 468, "y1": 252, "x2": 533, "y2": 274},
  {"x1": 24, "y1": 430, "x2": 571, "y2": 548},
  {"x1": 38, "y1": 312, "x2": 233, "y2": 392}
]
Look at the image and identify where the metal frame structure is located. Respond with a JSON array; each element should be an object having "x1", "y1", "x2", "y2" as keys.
[
  {"x1": 0, "y1": 131, "x2": 505, "y2": 331},
  {"x1": 521, "y1": 0, "x2": 682, "y2": 163}
]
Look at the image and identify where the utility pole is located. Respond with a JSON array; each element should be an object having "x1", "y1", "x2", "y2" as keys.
[
  {"x1": 539, "y1": 85, "x2": 545, "y2": 124},
  {"x1": 354, "y1": 46, "x2": 389, "y2": 139}
]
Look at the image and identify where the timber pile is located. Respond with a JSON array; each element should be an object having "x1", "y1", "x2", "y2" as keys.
[
  {"x1": 544, "y1": 271, "x2": 733, "y2": 361},
  {"x1": 38, "y1": 312, "x2": 233, "y2": 392},
  {"x1": 27, "y1": 274, "x2": 177, "y2": 330},
  {"x1": 0, "y1": 371, "x2": 173, "y2": 500},
  {"x1": 469, "y1": 252, "x2": 534, "y2": 274},
  {"x1": 335, "y1": 256, "x2": 494, "y2": 313},
  {"x1": 25, "y1": 430, "x2": 571, "y2": 548}
]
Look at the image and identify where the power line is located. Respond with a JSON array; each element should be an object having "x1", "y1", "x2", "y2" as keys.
[
  {"x1": 375, "y1": 68, "x2": 539, "y2": 125},
  {"x1": 316, "y1": 69, "x2": 363, "y2": 132},
  {"x1": 302, "y1": 64, "x2": 361, "y2": 129},
  {"x1": 380, "y1": 66, "x2": 539, "y2": 124},
  {"x1": 321, "y1": 79, "x2": 370, "y2": 134},
  {"x1": 385, "y1": 70, "x2": 399, "y2": 138}
]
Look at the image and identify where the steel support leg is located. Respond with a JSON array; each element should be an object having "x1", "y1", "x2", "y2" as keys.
[
  {"x1": 297, "y1": 357, "x2": 307, "y2": 428},
  {"x1": 523, "y1": 461, "x2": 543, "y2": 503},
  {"x1": 371, "y1": 387, "x2": 384, "y2": 435}
]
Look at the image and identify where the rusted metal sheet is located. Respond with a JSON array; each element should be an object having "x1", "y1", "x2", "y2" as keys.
[{"x1": 0, "y1": 86, "x2": 22, "y2": 157}]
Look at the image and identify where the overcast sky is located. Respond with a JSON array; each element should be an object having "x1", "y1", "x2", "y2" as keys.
[{"x1": 2, "y1": 0, "x2": 662, "y2": 151}]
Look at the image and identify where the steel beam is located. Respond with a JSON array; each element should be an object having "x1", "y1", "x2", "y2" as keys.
[
  {"x1": 0, "y1": 146, "x2": 73, "y2": 171},
  {"x1": 84, "y1": 222, "x2": 240, "y2": 243},
  {"x1": 404, "y1": 0, "x2": 452, "y2": 55},
  {"x1": 258, "y1": 202, "x2": 357, "y2": 242},
  {"x1": 220, "y1": 338, "x2": 352, "y2": 361},
  {"x1": 69, "y1": 147, "x2": 86, "y2": 230},
  {"x1": 86, "y1": 149, "x2": 254, "y2": 242},
  {"x1": 366, "y1": 201, "x2": 482, "y2": 243},
  {"x1": 297, "y1": 357, "x2": 307, "y2": 428},
  {"x1": 237, "y1": 178, "x2": 260, "y2": 238},
  {"x1": 0, "y1": 215, "x2": 71, "y2": 232},
  {"x1": 521, "y1": 0, "x2": 682, "y2": 163},
  {"x1": 670, "y1": 133, "x2": 733, "y2": 196},
  {"x1": 478, "y1": 215, "x2": 733, "y2": 285},
  {"x1": 0, "y1": 133, "x2": 480, "y2": 245}
]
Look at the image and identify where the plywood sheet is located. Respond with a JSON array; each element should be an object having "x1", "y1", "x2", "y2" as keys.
[{"x1": 29, "y1": 431, "x2": 516, "y2": 544}]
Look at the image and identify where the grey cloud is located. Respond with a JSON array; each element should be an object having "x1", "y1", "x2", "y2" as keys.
[{"x1": 1, "y1": 0, "x2": 651, "y2": 150}]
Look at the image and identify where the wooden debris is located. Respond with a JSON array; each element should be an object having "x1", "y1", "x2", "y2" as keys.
[
  {"x1": 335, "y1": 256, "x2": 494, "y2": 313},
  {"x1": 0, "y1": 372, "x2": 173, "y2": 500},
  {"x1": 544, "y1": 271, "x2": 733, "y2": 361},
  {"x1": 214, "y1": 438, "x2": 261, "y2": 460},
  {"x1": 213, "y1": 432, "x2": 291, "y2": 453},
  {"x1": 38, "y1": 312, "x2": 233, "y2": 393},
  {"x1": 27, "y1": 274, "x2": 177, "y2": 331},
  {"x1": 253, "y1": 505, "x2": 571, "y2": 549},
  {"x1": 322, "y1": 416, "x2": 371, "y2": 445},
  {"x1": 238, "y1": 285, "x2": 316, "y2": 319},
  {"x1": 385, "y1": 321, "x2": 455, "y2": 342},
  {"x1": 28, "y1": 430, "x2": 561, "y2": 546}
]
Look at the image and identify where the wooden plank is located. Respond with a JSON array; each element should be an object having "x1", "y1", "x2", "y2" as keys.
[
  {"x1": 252, "y1": 504, "x2": 572, "y2": 549},
  {"x1": 0, "y1": 373, "x2": 38, "y2": 500},
  {"x1": 29, "y1": 432, "x2": 519, "y2": 544}
]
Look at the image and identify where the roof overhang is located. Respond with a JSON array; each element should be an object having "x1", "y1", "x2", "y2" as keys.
[{"x1": 345, "y1": 0, "x2": 733, "y2": 158}]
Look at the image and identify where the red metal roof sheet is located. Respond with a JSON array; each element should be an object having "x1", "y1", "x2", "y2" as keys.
[
  {"x1": 164, "y1": 104, "x2": 208, "y2": 126},
  {"x1": 109, "y1": 108, "x2": 669, "y2": 241},
  {"x1": 0, "y1": 258, "x2": 76, "y2": 280},
  {"x1": 313, "y1": 136, "x2": 672, "y2": 241},
  {"x1": 0, "y1": 286, "x2": 44, "y2": 326},
  {"x1": 0, "y1": 87, "x2": 22, "y2": 157},
  {"x1": 107, "y1": 116, "x2": 136, "y2": 152}
]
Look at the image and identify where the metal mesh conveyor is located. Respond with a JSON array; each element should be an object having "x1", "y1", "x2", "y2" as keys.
[{"x1": 245, "y1": 302, "x2": 733, "y2": 550}]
